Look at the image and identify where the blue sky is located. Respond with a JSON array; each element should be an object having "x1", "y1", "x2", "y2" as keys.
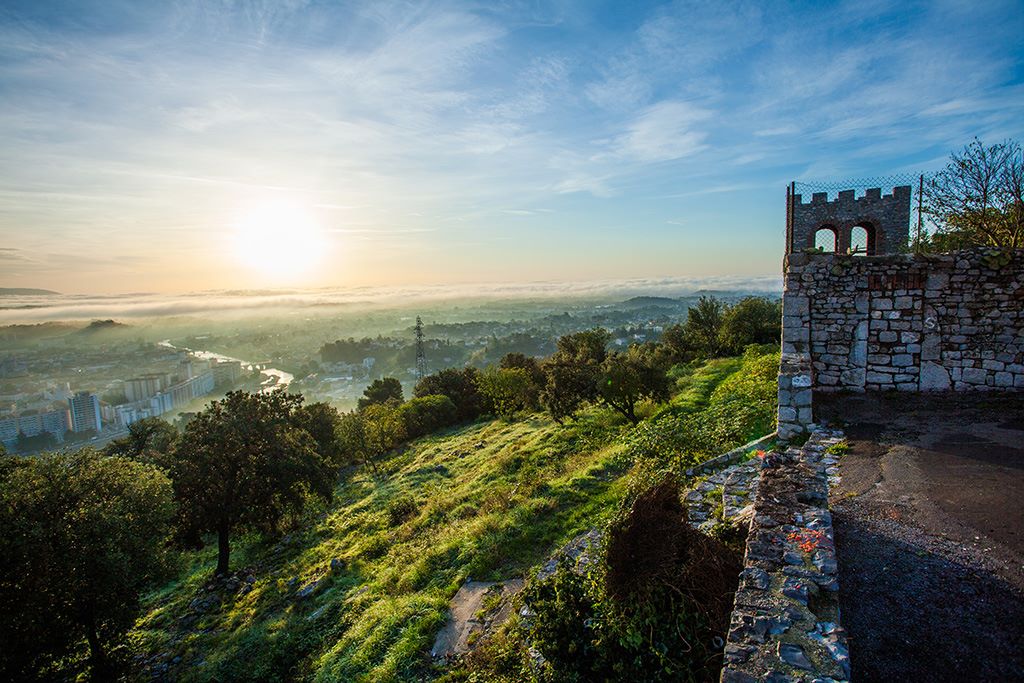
[{"x1": 1, "y1": 0, "x2": 1022, "y2": 294}]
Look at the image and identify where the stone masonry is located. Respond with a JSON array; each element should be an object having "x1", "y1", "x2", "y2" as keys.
[
  {"x1": 778, "y1": 249, "x2": 1024, "y2": 441},
  {"x1": 721, "y1": 428, "x2": 849, "y2": 683},
  {"x1": 788, "y1": 186, "x2": 910, "y2": 256}
]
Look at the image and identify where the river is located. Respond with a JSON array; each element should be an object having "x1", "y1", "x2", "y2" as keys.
[{"x1": 158, "y1": 340, "x2": 294, "y2": 393}]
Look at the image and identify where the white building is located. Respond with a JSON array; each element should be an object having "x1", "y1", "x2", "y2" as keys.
[{"x1": 68, "y1": 392, "x2": 102, "y2": 433}]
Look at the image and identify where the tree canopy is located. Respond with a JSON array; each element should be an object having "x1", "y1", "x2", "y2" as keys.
[
  {"x1": 357, "y1": 377, "x2": 404, "y2": 410},
  {"x1": 104, "y1": 416, "x2": 179, "y2": 466},
  {"x1": 413, "y1": 367, "x2": 487, "y2": 422},
  {"x1": 598, "y1": 344, "x2": 671, "y2": 424},
  {"x1": 169, "y1": 390, "x2": 333, "y2": 575},
  {"x1": 0, "y1": 449, "x2": 175, "y2": 680},
  {"x1": 923, "y1": 138, "x2": 1024, "y2": 250}
]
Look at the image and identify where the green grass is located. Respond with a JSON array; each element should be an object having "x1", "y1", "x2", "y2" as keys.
[
  {"x1": 665, "y1": 357, "x2": 744, "y2": 415},
  {"x1": 130, "y1": 354, "x2": 773, "y2": 682}
]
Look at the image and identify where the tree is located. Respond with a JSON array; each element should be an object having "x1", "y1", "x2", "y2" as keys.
[
  {"x1": 361, "y1": 402, "x2": 407, "y2": 467},
  {"x1": 357, "y1": 377, "x2": 404, "y2": 410},
  {"x1": 923, "y1": 138, "x2": 1024, "y2": 250},
  {"x1": 14, "y1": 429, "x2": 57, "y2": 454},
  {"x1": 683, "y1": 296, "x2": 725, "y2": 358},
  {"x1": 104, "y1": 416, "x2": 178, "y2": 465},
  {"x1": 540, "y1": 329, "x2": 609, "y2": 423},
  {"x1": 499, "y1": 352, "x2": 545, "y2": 408},
  {"x1": 293, "y1": 401, "x2": 345, "y2": 468},
  {"x1": 598, "y1": 344, "x2": 671, "y2": 424},
  {"x1": 413, "y1": 367, "x2": 487, "y2": 422},
  {"x1": 396, "y1": 394, "x2": 458, "y2": 439},
  {"x1": 659, "y1": 322, "x2": 693, "y2": 363},
  {"x1": 170, "y1": 390, "x2": 332, "y2": 575},
  {"x1": 476, "y1": 366, "x2": 534, "y2": 420},
  {"x1": 718, "y1": 297, "x2": 782, "y2": 355},
  {"x1": 0, "y1": 449, "x2": 174, "y2": 680}
]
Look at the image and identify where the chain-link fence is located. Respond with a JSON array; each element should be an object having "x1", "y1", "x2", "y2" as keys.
[{"x1": 790, "y1": 172, "x2": 935, "y2": 251}]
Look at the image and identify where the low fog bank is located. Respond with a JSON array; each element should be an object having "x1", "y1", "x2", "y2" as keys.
[{"x1": 0, "y1": 275, "x2": 781, "y2": 324}]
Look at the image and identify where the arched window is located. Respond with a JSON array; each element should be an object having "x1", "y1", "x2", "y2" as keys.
[
  {"x1": 814, "y1": 226, "x2": 837, "y2": 252},
  {"x1": 850, "y1": 223, "x2": 875, "y2": 255}
]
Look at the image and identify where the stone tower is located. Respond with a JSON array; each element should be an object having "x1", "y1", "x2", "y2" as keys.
[{"x1": 786, "y1": 186, "x2": 912, "y2": 255}]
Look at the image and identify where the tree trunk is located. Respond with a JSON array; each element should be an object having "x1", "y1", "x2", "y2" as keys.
[
  {"x1": 216, "y1": 522, "x2": 231, "y2": 576},
  {"x1": 85, "y1": 616, "x2": 111, "y2": 682}
]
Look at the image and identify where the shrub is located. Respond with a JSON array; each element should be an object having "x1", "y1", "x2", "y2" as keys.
[{"x1": 397, "y1": 394, "x2": 459, "y2": 439}]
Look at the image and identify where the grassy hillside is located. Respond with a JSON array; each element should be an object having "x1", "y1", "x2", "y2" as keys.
[{"x1": 131, "y1": 350, "x2": 777, "y2": 682}]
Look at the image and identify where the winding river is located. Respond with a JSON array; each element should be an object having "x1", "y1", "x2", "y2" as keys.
[{"x1": 158, "y1": 340, "x2": 293, "y2": 393}]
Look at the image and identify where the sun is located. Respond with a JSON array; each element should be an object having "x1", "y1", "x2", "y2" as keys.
[{"x1": 231, "y1": 199, "x2": 327, "y2": 281}]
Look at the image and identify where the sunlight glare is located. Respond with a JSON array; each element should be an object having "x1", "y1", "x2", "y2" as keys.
[{"x1": 231, "y1": 200, "x2": 327, "y2": 281}]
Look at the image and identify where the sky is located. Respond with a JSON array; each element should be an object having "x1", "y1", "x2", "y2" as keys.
[{"x1": 1, "y1": 0, "x2": 1022, "y2": 295}]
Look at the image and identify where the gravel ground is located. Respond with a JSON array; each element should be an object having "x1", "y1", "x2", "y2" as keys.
[{"x1": 817, "y1": 393, "x2": 1024, "y2": 682}]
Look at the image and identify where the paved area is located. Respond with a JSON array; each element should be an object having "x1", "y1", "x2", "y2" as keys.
[{"x1": 816, "y1": 393, "x2": 1024, "y2": 682}]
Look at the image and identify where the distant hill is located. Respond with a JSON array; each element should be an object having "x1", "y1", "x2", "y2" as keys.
[
  {"x1": 0, "y1": 287, "x2": 60, "y2": 296},
  {"x1": 619, "y1": 295, "x2": 680, "y2": 307},
  {"x1": 75, "y1": 319, "x2": 129, "y2": 335},
  {"x1": 0, "y1": 322, "x2": 80, "y2": 344}
]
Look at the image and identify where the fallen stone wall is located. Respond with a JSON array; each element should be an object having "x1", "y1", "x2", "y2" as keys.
[
  {"x1": 778, "y1": 248, "x2": 1024, "y2": 440},
  {"x1": 721, "y1": 427, "x2": 849, "y2": 683}
]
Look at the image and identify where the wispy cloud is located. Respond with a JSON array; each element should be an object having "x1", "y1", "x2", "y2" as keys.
[{"x1": 0, "y1": 1, "x2": 1021, "y2": 293}]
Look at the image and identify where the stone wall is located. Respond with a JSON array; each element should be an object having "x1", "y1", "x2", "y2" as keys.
[
  {"x1": 721, "y1": 428, "x2": 849, "y2": 683},
  {"x1": 789, "y1": 186, "x2": 910, "y2": 255},
  {"x1": 778, "y1": 248, "x2": 1024, "y2": 440}
]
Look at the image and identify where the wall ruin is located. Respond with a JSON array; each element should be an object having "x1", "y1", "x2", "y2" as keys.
[{"x1": 778, "y1": 249, "x2": 1024, "y2": 441}]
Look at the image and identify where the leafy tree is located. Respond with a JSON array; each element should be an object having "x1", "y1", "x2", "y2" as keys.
[
  {"x1": 396, "y1": 394, "x2": 458, "y2": 439},
  {"x1": 598, "y1": 344, "x2": 671, "y2": 424},
  {"x1": 0, "y1": 449, "x2": 174, "y2": 680},
  {"x1": 718, "y1": 296, "x2": 782, "y2": 354},
  {"x1": 361, "y1": 402, "x2": 407, "y2": 466},
  {"x1": 683, "y1": 296, "x2": 725, "y2": 358},
  {"x1": 14, "y1": 429, "x2": 57, "y2": 454},
  {"x1": 104, "y1": 416, "x2": 178, "y2": 465},
  {"x1": 336, "y1": 401, "x2": 410, "y2": 475},
  {"x1": 336, "y1": 410, "x2": 371, "y2": 471},
  {"x1": 476, "y1": 366, "x2": 534, "y2": 420},
  {"x1": 170, "y1": 390, "x2": 332, "y2": 575},
  {"x1": 540, "y1": 329, "x2": 609, "y2": 423},
  {"x1": 357, "y1": 377, "x2": 404, "y2": 410},
  {"x1": 413, "y1": 367, "x2": 487, "y2": 422},
  {"x1": 0, "y1": 441, "x2": 5, "y2": 456},
  {"x1": 293, "y1": 401, "x2": 345, "y2": 468},
  {"x1": 923, "y1": 138, "x2": 1024, "y2": 250},
  {"x1": 499, "y1": 352, "x2": 545, "y2": 407},
  {"x1": 658, "y1": 322, "x2": 693, "y2": 363}
]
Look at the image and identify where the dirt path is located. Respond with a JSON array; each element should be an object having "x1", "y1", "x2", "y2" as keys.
[{"x1": 817, "y1": 393, "x2": 1024, "y2": 682}]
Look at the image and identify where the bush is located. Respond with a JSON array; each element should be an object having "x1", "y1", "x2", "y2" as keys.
[
  {"x1": 397, "y1": 394, "x2": 459, "y2": 438},
  {"x1": 414, "y1": 368, "x2": 487, "y2": 422}
]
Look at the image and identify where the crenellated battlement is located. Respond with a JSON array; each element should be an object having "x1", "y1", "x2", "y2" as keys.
[
  {"x1": 788, "y1": 185, "x2": 911, "y2": 255},
  {"x1": 793, "y1": 185, "x2": 910, "y2": 206}
]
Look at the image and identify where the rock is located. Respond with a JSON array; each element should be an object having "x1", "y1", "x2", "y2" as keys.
[
  {"x1": 919, "y1": 361, "x2": 950, "y2": 391},
  {"x1": 294, "y1": 578, "x2": 321, "y2": 600},
  {"x1": 782, "y1": 577, "x2": 809, "y2": 604},
  {"x1": 739, "y1": 567, "x2": 770, "y2": 590},
  {"x1": 778, "y1": 643, "x2": 814, "y2": 671}
]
